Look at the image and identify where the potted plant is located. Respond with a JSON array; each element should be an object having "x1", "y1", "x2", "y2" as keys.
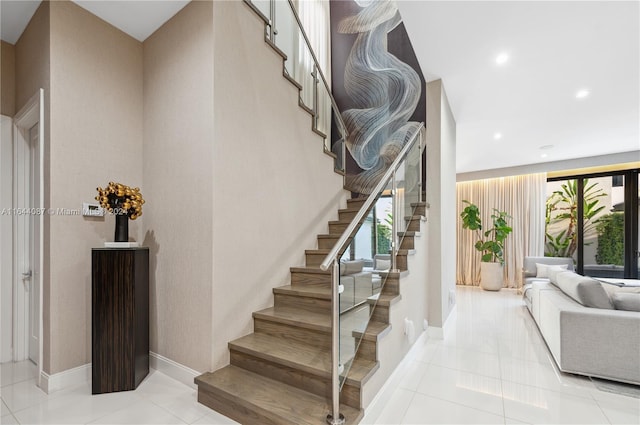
[{"x1": 460, "y1": 200, "x2": 512, "y2": 291}]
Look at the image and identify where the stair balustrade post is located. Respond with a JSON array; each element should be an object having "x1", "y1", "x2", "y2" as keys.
[
  {"x1": 269, "y1": 0, "x2": 276, "y2": 42},
  {"x1": 327, "y1": 260, "x2": 345, "y2": 425},
  {"x1": 391, "y1": 170, "x2": 399, "y2": 273},
  {"x1": 312, "y1": 64, "x2": 319, "y2": 130}
]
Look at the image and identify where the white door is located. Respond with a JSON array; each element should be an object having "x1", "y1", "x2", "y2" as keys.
[
  {"x1": 13, "y1": 122, "x2": 37, "y2": 363},
  {"x1": 28, "y1": 123, "x2": 40, "y2": 363},
  {"x1": 12, "y1": 90, "x2": 43, "y2": 369}
]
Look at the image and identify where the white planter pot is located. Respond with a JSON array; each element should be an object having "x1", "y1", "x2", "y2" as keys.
[{"x1": 480, "y1": 262, "x2": 503, "y2": 291}]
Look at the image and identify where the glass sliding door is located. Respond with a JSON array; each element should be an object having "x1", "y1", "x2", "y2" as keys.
[
  {"x1": 546, "y1": 169, "x2": 639, "y2": 279},
  {"x1": 581, "y1": 176, "x2": 624, "y2": 278}
]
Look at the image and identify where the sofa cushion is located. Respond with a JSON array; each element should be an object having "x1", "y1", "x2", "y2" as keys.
[
  {"x1": 536, "y1": 263, "x2": 568, "y2": 278},
  {"x1": 554, "y1": 271, "x2": 614, "y2": 309},
  {"x1": 341, "y1": 260, "x2": 364, "y2": 275},
  {"x1": 611, "y1": 293, "x2": 640, "y2": 312}
]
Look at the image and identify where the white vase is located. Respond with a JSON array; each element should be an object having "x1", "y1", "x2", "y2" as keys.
[{"x1": 480, "y1": 262, "x2": 503, "y2": 291}]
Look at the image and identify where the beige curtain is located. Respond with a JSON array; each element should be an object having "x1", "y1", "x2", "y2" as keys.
[{"x1": 456, "y1": 173, "x2": 547, "y2": 288}]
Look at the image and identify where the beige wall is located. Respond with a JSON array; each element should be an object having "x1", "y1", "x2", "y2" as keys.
[
  {"x1": 15, "y1": 0, "x2": 51, "y2": 372},
  {"x1": 142, "y1": 0, "x2": 214, "y2": 373},
  {"x1": 425, "y1": 79, "x2": 456, "y2": 329},
  {"x1": 12, "y1": 0, "x2": 350, "y2": 378},
  {"x1": 210, "y1": 0, "x2": 346, "y2": 370},
  {"x1": 47, "y1": 1, "x2": 143, "y2": 373},
  {"x1": 1, "y1": 41, "x2": 16, "y2": 116}
]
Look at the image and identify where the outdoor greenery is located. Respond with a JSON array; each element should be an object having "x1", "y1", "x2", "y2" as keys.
[
  {"x1": 460, "y1": 201, "x2": 513, "y2": 265},
  {"x1": 595, "y1": 212, "x2": 624, "y2": 265},
  {"x1": 376, "y1": 213, "x2": 392, "y2": 254},
  {"x1": 545, "y1": 179, "x2": 606, "y2": 258}
]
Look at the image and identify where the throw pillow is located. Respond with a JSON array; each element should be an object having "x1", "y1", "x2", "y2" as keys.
[
  {"x1": 611, "y1": 293, "x2": 640, "y2": 312},
  {"x1": 547, "y1": 267, "x2": 569, "y2": 284},
  {"x1": 536, "y1": 263, "x2": 568, "y2": 278},
  {"x1": 555, "y1": 272, "x2": 614, "y2": 309},
  {"x1": 375, "y1": 259, "x2": 391, "y2": 271}
]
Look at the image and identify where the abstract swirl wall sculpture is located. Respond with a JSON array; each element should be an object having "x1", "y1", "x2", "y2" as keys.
[{"x1": 331, "y1": 0, "x2": 426, "y2": 194}]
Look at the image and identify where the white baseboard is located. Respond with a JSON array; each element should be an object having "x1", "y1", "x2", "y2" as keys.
[
  {"x1": 361, "y1": 331, "x2": 428, "y2": 424},
  {"x1": 149, "y1": 351, "x2": 200, "y2": 389},
  {"x1": 38, "y1": 353, "x2": 200, "y2": 394},
  {"x1": 40, "y1": 363, "x2": 91, "y2": 394},
  {"x1": 426, "y1": 304, "x2": 457, "y2": 340}
]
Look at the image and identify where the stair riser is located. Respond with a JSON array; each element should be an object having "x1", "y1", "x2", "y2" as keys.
[
  {"x1": 347, "y1": 199, "x2": 366, "y2": 208},
  {"x1": 198, "y1": 386, "x2": 285, "y2": 425},
  {"x1": 305, "y1": 253, "x2": 325, "y2": 268},
  {"x1": 357, "y1": 339, "x2": 377, "y2": 362},
  {"x1": 412, "y1": 205, "x2": 426, "y2": 216},
  {"x1": 381, "y1": 280, "x2": 400, "y2": 295},
  {"x1": 317, "y1": 237, "x2": 339, "y2": 250},
  {"x1": 338, "y1": 210, "x2": 358, "y2": 221},
  {"x1": 290, "y1": 271, "x2": 331, "y2": 287},
  {"x1": 329, "y1": 222, "x2": 349, "y2": 233},
  {"x1": 254, "y1": 318, "x2": 331, "y2": 349},
  {"x1": 230, "y1": 350, "x2": 362, "y2": 410},
  {"x1": 396, "y1": 255, "x2": 408, "y2": 271},
  {"x1": 406, "y1": 219, "x2": 421, "y2": 232},
  {"x1": 274, "y1": 293, "x2": 330, "y2": 312},
  {"x1": 369, "y1": 305, "x2": 389, "y2": 324},
  {"x1": 399, "y1": 236, "x2": 415, "y2": 250}
]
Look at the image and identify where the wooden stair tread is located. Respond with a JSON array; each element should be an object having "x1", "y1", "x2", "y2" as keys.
[
  {"x1": 353, "y1": 321, "x2": 391, "y2": 342},
  {"x1": 305, "y1": 249, "x2": 331, "y2": 255},
  {"x1": 396, "y1": 249, "x2": 416, "y2": 256},
  {"x1": 229, "y1": 332, "x2": 378, "y2": 386},
  {"x1": 367, "y1": 292, "x2": 401, "y2": 307},
  {"x1": 274, "y1": 285, "x2": 331, "y2": 300},
  {"x1": 398, "y1": 231, "x2": 421, "y2": 237},
  {"x1": 254, "y1": 306, "x2": 331, "y2": 332},
  {"x1": 290, "y1": 266, "x2": 330, "y2": 274},
  {"x1": 196, "y1": 365, "x2": 362, "y2": 425},
  {"x1": 377, "y1": 270, "x2": 409, "y2": 279}
]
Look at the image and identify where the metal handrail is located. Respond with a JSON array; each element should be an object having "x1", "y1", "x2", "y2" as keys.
[
  {"x1": 319, "y1": 123, "x2": 425, "y2": 271},
  {"x1": 284, "y1": 0, "x2": 349, "y2": 139}
]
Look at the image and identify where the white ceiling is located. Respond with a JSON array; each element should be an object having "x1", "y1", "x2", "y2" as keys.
[
  {"x1": 2, "y1": 1, "x2": 638, "y2": 174},
  {"x1": 397, "y1": 1, "x2": 639, "y2": 173}
]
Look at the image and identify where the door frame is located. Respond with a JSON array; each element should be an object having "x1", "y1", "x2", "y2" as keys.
[{"x1": 13, "y1": 89, "x2": 44, "y2": 385}]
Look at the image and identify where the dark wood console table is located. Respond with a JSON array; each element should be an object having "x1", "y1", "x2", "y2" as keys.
[{"x1": 92, "y1": 247, "x2": 149, "y2": 394}]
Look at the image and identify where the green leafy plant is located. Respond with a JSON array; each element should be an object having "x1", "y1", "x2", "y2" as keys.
[
  {"x1": 595, "y1": 212, "x2": 624, "y2": 265},
  {"x1": 545, "y1": 179, "x2": 606, "y2": 258},
  {"x1": 460, "y1": 201, "x2": 513, "y2": 265},
  {"x1": 376, "y1": 213, "x2": 393, "y2": 254}
]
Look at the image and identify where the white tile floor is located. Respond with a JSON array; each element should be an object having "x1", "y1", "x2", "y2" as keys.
[{"x1": 0, "y1": 286, "x2": 638, "y2": 424}]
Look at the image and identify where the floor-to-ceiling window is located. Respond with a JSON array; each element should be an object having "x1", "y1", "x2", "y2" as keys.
[{"x1": 546, "y1": 169, "x2": 639, "y2": 278}]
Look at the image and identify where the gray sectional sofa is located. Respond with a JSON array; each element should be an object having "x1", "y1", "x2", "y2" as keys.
[{"x1": 523, "y1": 265, "x2": 640, "y2": 385}]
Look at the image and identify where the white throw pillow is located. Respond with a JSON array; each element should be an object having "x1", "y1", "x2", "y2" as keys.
[
  {"x1": 536, "y1": 263, "x2": 568, "y2": 278},
  {"x1": 375, "y1": 259, "x2": 391, "y2": 271}
]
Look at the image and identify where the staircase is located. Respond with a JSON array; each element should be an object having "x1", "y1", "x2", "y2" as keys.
[
  {"x1": 195, "y1": 199, "x2": 426, "y2": 424},
  {"x1": 195, "y1": 2, "x2": 427, "y2": 424}
]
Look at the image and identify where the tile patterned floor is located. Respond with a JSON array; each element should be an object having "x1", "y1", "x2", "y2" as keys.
[{"x1": 1, "y1": 286, "x2": 638, "y2": 424}]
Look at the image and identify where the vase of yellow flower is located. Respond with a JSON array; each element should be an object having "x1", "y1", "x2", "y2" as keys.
[{"x1": 96, "y1": 182, "x2": 144, "y2": 242}]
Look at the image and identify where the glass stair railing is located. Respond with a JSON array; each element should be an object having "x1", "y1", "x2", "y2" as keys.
[
  {"x1": 320, "y1": 124, "x2": 425, "y2": 424},
  {"x1": 245, "y1": 1, "x2": 426, "y2": 423},
  {"x1": 244, "y1": 0, "x2": 348, "y2": 173}
]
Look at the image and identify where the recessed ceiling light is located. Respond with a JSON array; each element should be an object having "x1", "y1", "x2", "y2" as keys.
[
  {"x1": 541, "y1": 153, "x2": 548, "y2": 158},
  {"x1": 494, "y1": 132, "x2": 502, "y2": 140},
  {"x1": 495, "y1": 53, "x2": 509, "y2": 65},
  {"x1": 576, "y1": 89, "x2": 590, "y2": 99}
]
